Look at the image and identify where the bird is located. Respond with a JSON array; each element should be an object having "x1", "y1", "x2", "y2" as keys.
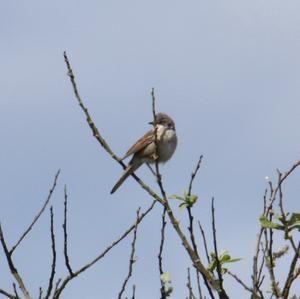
[{"x1": 110, "y1": 112, "x2": 177, "y2": 194}]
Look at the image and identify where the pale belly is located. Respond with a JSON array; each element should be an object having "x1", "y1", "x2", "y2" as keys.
[{"x1": 157, "y1": 128, "x2": 177, "y2": 162}]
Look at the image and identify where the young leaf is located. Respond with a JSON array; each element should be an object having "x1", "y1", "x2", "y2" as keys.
[{"x1": 259, "y1": 215, "x2": 285, "y2": 230}]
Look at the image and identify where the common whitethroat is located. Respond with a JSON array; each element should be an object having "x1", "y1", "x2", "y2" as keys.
[{"x1": 110, "y1": 113, "x2": 177, "y2": 194}]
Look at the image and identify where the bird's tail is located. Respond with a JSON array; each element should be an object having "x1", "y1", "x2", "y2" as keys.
[{"x1": 110, "y1": 162, "x2": 141, "y2": 194}]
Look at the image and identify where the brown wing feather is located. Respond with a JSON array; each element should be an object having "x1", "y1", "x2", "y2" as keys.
[{"x1": 122, "y1": 129, "x2": 154, "y2": 160}]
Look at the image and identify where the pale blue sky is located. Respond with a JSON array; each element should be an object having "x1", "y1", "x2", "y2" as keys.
[{"x1": 1, "y1": 1, "x2": 300, "y2": 298}]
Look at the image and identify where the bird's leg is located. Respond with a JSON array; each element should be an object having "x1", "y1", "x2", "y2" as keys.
[
  {"x1": 146, "y1": 163, "x2": 161, "y2": 182},
  {"x1": 146, "y1": 163, "x2": 156, "y2": 176}
]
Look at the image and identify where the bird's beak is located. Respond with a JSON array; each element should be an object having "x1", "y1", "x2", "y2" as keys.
[{"x1": 148, "y1": 121, "x2": 154, "y2": 125}]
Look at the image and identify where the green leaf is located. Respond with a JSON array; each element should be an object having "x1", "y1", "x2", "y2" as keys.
[
  {"x1": 288, "y1": 224, "x2": 300, "y2": 232},
  {"x1": 259, "y1": 215, "x2": 285, "y2": 230},
  {"x1": 179, "y1": 202, "x2": 188, "y2": 210},
  {"x1": 219, "y1": 251, "x2": 241, "y2": 265},
  {"x1": 165, "y1": 287, "x2": 173, "y2": 297},
  {"x1": 186, "y1": 195, "x2": 198, "y2": 207},
  {"x1": 207, "y1": 251, "x2": 241, "y2": 273},
  {"x1": 287, "y1": 213, "x2": 300, "y2": 226},
  {"x1": 170, "y1": 191, "x2": 198, "y2": 209}
]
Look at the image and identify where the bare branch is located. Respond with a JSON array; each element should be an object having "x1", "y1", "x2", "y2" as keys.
[
  {"x1": 44, "y1": 207, "x2": 56, "y2": 299},
  {"x1": 187, "y1": 206, "x2": 199, "y2": 261},
  {"x1": 198, "y1": 221, "x2": 211, "y2": 264},
  {"x1": 63, "y1": 186, "x2": 74, "y2": 276},
  {"x1": 158, "y1": 207, "x2": 167, "y2": 299},
  {"x1": 131, "y1": 285, "x2": 136, "y2": 299},
  {"x1": 12, "y1": 283, "x2": 19, "y2": 299},
  {"x1": 10, "y1": 170, "x2": 60, "y2": 255},
  {"x1": 186, "y1": 156, "x2": 203, "y2": 259},
  {"x1": 186, "y1": 267, "x2": 196, "y2": 299},
  {"x1": 278, "y1": 180, "x2": 298, "y2": 254},
  {"x1": 53, "y1": 279, "x2": 61, "y2": 295},
  {"x1": 53, "y1": 200, "x2": 156, "y2": 299},
  {"x1": 118, "y1": 208, "x2": 141, "y2": 299},
  {"x1": 0, "y1": 289, "x2": 17, "y2": 299},
  {"x1": 282, "y1": 242, "x2": 300, "y2": 299},
  {"x1": 266, "y1": 160, "x2": 300, "y2": 215},
  {"x1": 195, "y1": 270, "x2": 204, "y2": 299},
  {"x1": 253, "y1": 190, "x2": 269, "y2": 298},
  {"x1": 227, "y1": 270, "x2": 254, "y2": 295},
  {"x1": 211, "y1": 198, "x2": 229, "y2": 299},
  {"x1": 252, "y1": 231, "x2": 265, "y2": 297},
  {"x1": 187, "y1": 155, "x2": 203, "y2": 196},
  {"x1": 263, "y1": 228, "x2": 280, "y2": 297},
  {"x1": 185, "y1": 157, "x2": 216, "y2": 298},
  {"x1": 0, "y1": 224, "x2": 32, "y2": 299}
]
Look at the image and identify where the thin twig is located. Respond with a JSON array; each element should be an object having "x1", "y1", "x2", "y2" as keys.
[
  {"x1": 198, "y1": 221, "x2": 211, "y2": 264},
  {"x1": 186, "y1": 268, "x2": 196, "y2": 299},
  {"x1": 10, "y1": 170, "x2": 60, "y2": 255},
  {"x1": 187, "y1": 207, "x2": 199, "y2": 261},
  {"x1": 263, "y1": 229, "x2": 280, "y2": 297},
  {"x1": 12, "y1": 284, "x2": 19, "y2": 299},
  {"x1": 257, "y1": 242, "x2": 266, "y2": 290},
  {"x1": 0, "y1": 289, "x2": 16, "y2": 299},
  {"x1": 186, "y1": 156, "x2": 215, "y2": 297},
  {"x1": 0, "y1": 224, "x2": 32, "y2": 299},
  {"x1": 282, "y1": 242, "x2": 300, "y2": 299},
  {"x1": 158, "y1": 207, "x2": 167, "y2": 299},
  {"x1": 131, "y1": 285, "x2": 136, "y2": 299},
  {"x1": 53, "y1": 279, "x2": 62, "y2": 295},
  {"x1": 278, "y1": 179, "x2": 298, "y2": 254},
  {"x1": 266, "y1": 160, "x2": 300, "y2": 215},
  {"x1": 187, "y1": 201, "x2": 214, "y2": 294},
  {"x1": 44, "y1": 207, "x2": 56, "y2": 299},
  {"x1": 118, "y1": 208, "x2": 140, "y2": 299},
  {"x1": 187, "y1": 155, "x2": 203, "y2": 196},
  {"x1": 53, "y1": 200, "x2": 156, "y2": 299},
  {"x1": 186, "y1": 156, "x2": 203, "y2": 260},
  {"x1": 252, "y1": 190, "x2": 269, "y2": 298},
  {"x1": 211, "y1": 198, "x2": 227, "y2": 298},
  {"x1": 63, "y1": 186, "x2": 73, "y2": 276},
  {"x1": 227, "y1": 270, "x2": 254, "y2": 294},
  {"x1": 195, "y1": 270, "x2": 203, "y2": 299}
]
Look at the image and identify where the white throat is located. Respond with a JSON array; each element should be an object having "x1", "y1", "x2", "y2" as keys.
[{"x1": 156, "y1": 124, "x2": 177, "y2": 162}]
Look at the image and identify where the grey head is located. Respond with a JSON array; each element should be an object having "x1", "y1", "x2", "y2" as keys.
[{"x1": 149, "y1": 112, "x2": 176, "y2": 130}]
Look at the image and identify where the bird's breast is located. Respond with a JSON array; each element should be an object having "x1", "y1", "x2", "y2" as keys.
[{"x1": 158, "y1": 128, "x2": 177, "y2": 162}]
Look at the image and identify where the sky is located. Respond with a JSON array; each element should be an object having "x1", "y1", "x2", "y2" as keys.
[{"x1": 1, "y1": 1, "x2": 300, "y2": 298}]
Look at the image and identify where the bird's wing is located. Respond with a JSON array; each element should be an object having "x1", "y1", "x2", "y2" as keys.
[{"x1": 121, "y1": 129, "x2": 154, "y2": 160}]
